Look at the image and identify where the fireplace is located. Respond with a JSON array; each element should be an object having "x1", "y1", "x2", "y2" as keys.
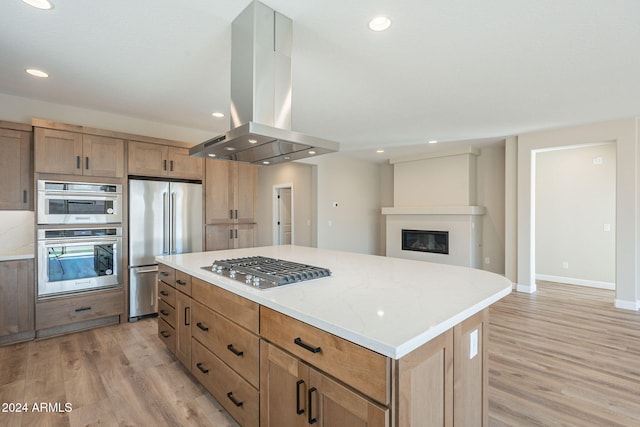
[{"x1": 402, "y1": 229, "x2": 449, "y2": 254}]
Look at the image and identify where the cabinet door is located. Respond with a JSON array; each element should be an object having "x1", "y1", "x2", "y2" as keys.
[
  {"x1": 233, "y1": 162, "x2": 257, "y2": 222},
  {"x1": 260, "y1": 341, "x2": 309, "y2": 427},
  {"x1": 235, "y1": 223, "x2": 256, "y2": 249},
  {"x1": 167, "y1": 146, "x2": 203, "y2": 180},
  {"x1": 0, "y1": 128, "x2": 32, "y2": 209},
  {"x1": 34, "y1": 128, "x2": 83, "y2": 175},
  {"x1": 205, "y1": 224, "x2": 232, "y2": 251},
  {"x1": 205, "y1": 159, "x2": 233, "y2": 223},
  {"x1": 127, "y1": 140, "x2": 168, "y2": 176},
  {"x1": 175, "y1": 291, "x2": 192, "y2": 367},
  {"x1": 0, "y1": 260, "x2": 34, "y2": 338},
  {"x1": 82, "y1": 134, "x2": 124, "y2": 178},
  {"x1": 308, "y1": 367, "x2": 389, "y2": 427}
]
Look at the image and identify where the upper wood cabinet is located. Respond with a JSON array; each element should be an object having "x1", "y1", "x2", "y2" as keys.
[
  {"x1": 205, "y1": 159, "x2": 257, "y2": 223},
  {"x1": 128, "y1": 141, "x2": 203, "y2": 180},
  {"x1": 34, "y1": 128, "x2": 124, "y2": 178},
  {"x1": 0, "y1": 127, "x2": 33, "y2": 210}
]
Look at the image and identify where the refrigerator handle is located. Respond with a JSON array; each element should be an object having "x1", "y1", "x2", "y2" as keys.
[
  {"x1": 163, "y1": 192, "x2": 169, "y2": 254},
  {"x1": 171, "y1": 192, "x2": 177, "y2": 254}
]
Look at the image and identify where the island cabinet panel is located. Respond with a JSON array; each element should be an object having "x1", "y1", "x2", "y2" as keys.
[
  {"x1": 191, "y1": 276, "x2": 259, "y2": 334},
  {"x1": 158, "y1": 264, "x2": 176, "y2": 287},
  {"x1": 453, "y1": 309, "x2": 488, "y2": 427},
  {"x1": 260, "y1": 306, "x2": 391, "y2": 406},
  {"x1": 175, "y1": 270, "x2": 192, "y2": 295},
  {"x1": 158, "y1": 317, "x2": 176, "y2": 354},
  {"x1": 0, "y1": 259, "x2": 35, "y2": 345},
  {"x1": 260, "y1": 341, "x2": 389, "y2": 427},
  {"x1": 157, "y1": 281, "x2": 176, "y2": 307},
  {"x1": 0, "y1": 127, "x2": 33, "y2": 210},
  {"x1": 397, "y1": 329, "x2": 454, "y2": 427},
  {"x1": 175, "y1": 290, "x2": 192, "y2": 367},
  {"x1": 192, "y1": 338, "x2": 260, "y2": 427},
  {"x1": 157, "y1": 298, "x2": 176, "y2": 328}
]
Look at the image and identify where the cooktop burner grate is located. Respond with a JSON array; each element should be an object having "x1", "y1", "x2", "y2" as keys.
[{"x1": 201, "y1": 256, "x2": 331, "y2": 289}]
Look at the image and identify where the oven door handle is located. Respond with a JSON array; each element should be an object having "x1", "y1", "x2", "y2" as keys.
[
  {"x1": 41, "y1": 192, "x2": 120, "y2": 199},
  {"x1": 40, "y1": 238, "x2": 120, "y2": 247}
]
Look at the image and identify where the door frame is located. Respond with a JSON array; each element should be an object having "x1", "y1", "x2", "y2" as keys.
[{"x1": 272, "y1": 183, "x2": 294, "y2": 245}]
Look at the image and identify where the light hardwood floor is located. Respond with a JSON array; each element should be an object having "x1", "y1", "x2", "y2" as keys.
[
  {"x1": 1, "y1": 282, "x2": 639, "y2": 426},
  {"x1": 489, "y1": 281, "x2": 640, "y2": 426}
]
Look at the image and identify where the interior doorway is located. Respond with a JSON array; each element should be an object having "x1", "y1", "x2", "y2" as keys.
[
  {"x1": 532, "y1": 142, "x2": 616, "y2": 291},
  {"x1": 273, "y1": 184, "x2": 293, "y2": 245}
]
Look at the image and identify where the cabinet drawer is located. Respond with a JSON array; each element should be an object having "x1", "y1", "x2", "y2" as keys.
[
  {"x1": 158, "y1": 281, "x2": 176, "y2": 307},
  {"x1": 36, "y1": 290, "x2": 123, "y2": 330},
  {"x1": 158, "y1": 299, "x2": 176, "y2": 328},
  {"x1": 192, "y1": 338, "x2": 259, "y2": 427},
  {"x1": 191, "y1": 301, "x2": 260, "y2": 387},
  {"x1": 175, "y1": 270, "x2": 192, "y2": 296},
  {"x1": 191, "y1": 277, "x2": 259, "y2": 334},
  {"x1": 158, "y1": 318, "x2": 176, "y2": 354},
  {"x1": 158, "y1": 263, "x2": 175, "y2": 287},
  {"x1": 260, "y1": 307, "x2": 390, "y2": 405}
]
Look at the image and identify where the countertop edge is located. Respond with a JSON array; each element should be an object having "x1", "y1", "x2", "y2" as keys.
[{"x1": 0, "y1": 253, "x2": 35, "y2": 261}]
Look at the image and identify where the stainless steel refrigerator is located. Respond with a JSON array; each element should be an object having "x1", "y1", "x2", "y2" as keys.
[{"x1": 128, "y1": 178, "x2": 202, "y2": 320}]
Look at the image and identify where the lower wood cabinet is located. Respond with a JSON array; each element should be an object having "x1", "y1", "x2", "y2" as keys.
[
  {"x1": 175, "y1": 291, "x2": 191, "y2": 367},
  {"x1": 260, "y1": 341, "x2": 388, "y2": 427},
  {"x1": 0, "y1": 259, "x2": 35, "y2": 345},
  {"x1": 205, "y1": 223, "x2": 256, "y2": 251},
  {"x1": 35, "y1": 289, "x2": 123, "y2": 331}
]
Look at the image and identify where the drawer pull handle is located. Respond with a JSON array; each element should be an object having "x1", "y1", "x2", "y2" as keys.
[
  {"x1": 196, "y1": 322, "x2": 209, "y2": 332},
  {"x1": 75, "y1": 306, "x2": 92, "y2": 312},
  {"x1": 160, "y1": 331, "x2": 170, "y2": 338},
  {"x1": 185, "y1": 307, "x2": 190, "y2": 326},
  {"x1": 160, "y1": 309, "x2": 169, "y2": 316},
  {"x1": 196, "y1": 362, "x2": 209, "y2": 374},
  {"x1": 226, "y1": 392, "x2": 243, "y2": 407},
  {"x1": 160, "y1": 291, "x2": 169, "y2": 297},
  {"x1": 308, "y1": 387, "x2": 318, "y2": 424},
  {"x1": 159, "y1": 271, "x2": 169, "y2": 277},
  {"x1": 294, "y1": 337, "x2": 321, "y2": 354},
  {"x1": 296, "y1": 379, "x2": 305, "y2": 415},
  {"x1": 227, "y1": 344, "x2": 244, "y2": 357},
  {"x1": 176, "y1": 279, "x2": 186, "y2": 286}
]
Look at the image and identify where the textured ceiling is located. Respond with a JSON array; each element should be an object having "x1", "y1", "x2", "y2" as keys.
[{"x1": 1, "y1": 0, "x2": 639, "y2": 161}]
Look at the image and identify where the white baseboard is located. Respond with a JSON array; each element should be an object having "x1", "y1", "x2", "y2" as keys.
[
  {"x1": 615, "y1": 299, "x2": 640, "y2": 311},
  {"x1": 516, "y1": 283, "x2": 537, "y2": 294},
  {"x1": 535, "y1": 274, "x2": 615, "y2": 290}
]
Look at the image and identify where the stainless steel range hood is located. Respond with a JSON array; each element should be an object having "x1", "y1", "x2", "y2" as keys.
[{"x1": 190, "y1": 1, "x2": 339, "y2": 165}]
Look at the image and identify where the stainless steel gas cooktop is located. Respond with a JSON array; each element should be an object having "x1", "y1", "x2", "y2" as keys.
[{"x1": 201, "y1": 256, "x2": 331, "y2": 289}]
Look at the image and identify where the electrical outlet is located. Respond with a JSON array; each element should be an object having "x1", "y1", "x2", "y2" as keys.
[
  {"x1": 562, "y1": 261, "x2": 569, "y2": 269},
  {"x1": 603, "y1": 223, "x2": 611, "y2": 232},
  {"x1": 484, "y1": 257, "x2": 491, "y2": 265}
]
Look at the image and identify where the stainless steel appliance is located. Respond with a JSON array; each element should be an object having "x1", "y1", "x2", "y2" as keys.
[
  {"x1": 37, "y1": 227, "x2": 122, "y2": 297},
  {"x1": 37, "y1": 180, "x2": 123, "y2": 225},
  {"x1": 202, "y1": 256, "x2": 331, "y2": 289},
  {"x1": 128, "y1": 178, "x2": 202, "y2": 320}
]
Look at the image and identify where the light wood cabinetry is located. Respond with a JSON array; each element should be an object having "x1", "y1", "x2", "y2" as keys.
[
  {"x1": 128, "y1": 141, "x2": 203, "y2": 180},
  {"x1": 35, "y1": 289, "x2": 123, "y2": 330},
  {"x1": 0, "y1": 124, "x2": 33, "y2": 210},
  {"x1": 157, "y1": 263, "x2": 491, "y2": 427},
  {"x1": 34, "y1": 128, "x2": 124, "y2": 178},
  {"x1": 205, "y1": 223, "x2": 256, "y2": 251},
  {"x1": 157, "y1": 264, "x2": 192, "y2": 367},
  {"x1": 0, "y1": 259, "x2": 35, "y2": 345}
]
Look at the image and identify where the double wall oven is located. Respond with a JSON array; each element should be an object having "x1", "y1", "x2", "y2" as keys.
[{"x1": 36, "y1": 180, "x2": 124, "y2": 298}]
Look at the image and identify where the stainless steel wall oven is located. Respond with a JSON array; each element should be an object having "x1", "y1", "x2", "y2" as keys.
[
  {"x1": 37, "y1": 180, "x2": 122, "y2": 225},
  {"x1": 37, "y1": 227, "x2": 122, "y2": 297}
]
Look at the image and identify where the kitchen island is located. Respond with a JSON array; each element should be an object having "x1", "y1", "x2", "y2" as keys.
[{"x1": 156, "y1": 245, "x2": 511, "y2": 426}]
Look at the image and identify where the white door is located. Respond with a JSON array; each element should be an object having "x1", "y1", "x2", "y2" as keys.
[{"x1": 275, "y1": 187, "x2": 293, "y2": 245}]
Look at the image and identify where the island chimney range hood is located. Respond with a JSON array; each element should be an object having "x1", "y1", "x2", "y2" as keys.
[{"x1": 190, "y1": 1, "x2": 339, "y2": 165}]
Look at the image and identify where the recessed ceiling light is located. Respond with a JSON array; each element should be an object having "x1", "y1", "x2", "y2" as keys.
[
  {"x1": 25, "y1": 68, "x2": 48, "y2": 78},
  {"x1": 211, "y1": 112, "x2": 224, "y2": 118},
  {"x1": 428, "y1": 140, "x2": 438, "y2": 144},
  {"x1": 22, "y1": 0, "x2": 53, "y2": 10},
  {"x1": 376, "y1": 149, "x2": 385, "y2": 153},
  {"x1": 225, "y1": 146, "x2": 236, "y2": 151},
  {"x1": 262, "y1": 161, "x2": 270, "y2": 165},
  {"x1": 308, "y1": 150, "x2": 316, "y2": 155},
  {"x1": 284, "y1": 156, "x2": 291, "y2": 160},
  {"x1": 369, "y1": 16, "x2": 391, "y2": 32},
  {"x1": 248, "y1": 139, "x2": 257, "y2": 144},
  {"x1": 207, "y1": 153, "x2": 216, "y2": 158}
]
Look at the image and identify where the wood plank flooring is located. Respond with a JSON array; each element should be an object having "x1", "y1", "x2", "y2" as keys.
[
  {"x1": 489, "y1": 281, "x2": 640, "y2": 426},
  {"x1": 1, "y1": 281, "x2": 639, "y2": 426},
  {"x1": 0, "y1": 318, "x2": 238, "y2": 427}
]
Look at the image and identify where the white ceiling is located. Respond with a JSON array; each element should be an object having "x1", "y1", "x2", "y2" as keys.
[{"x1": 2, "y1": 0, "x2": 639, "y2": 162}]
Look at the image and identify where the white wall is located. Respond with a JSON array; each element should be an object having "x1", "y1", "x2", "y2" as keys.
[
  {"x1": 0, "y1": 93, "x2": 211, "y2": 143},
  {"x1": 256, "y1": 162, "x2": 315, "y2": 248},
  {"x1": 535, "y1": 144, "x2": 616, "y2": 287},
  {"x1": 304, "y1": 153, "x2": 384, "y2": 255},
  {"x1": 513, "y1": 118, "x2": 638, "y2": 309}
]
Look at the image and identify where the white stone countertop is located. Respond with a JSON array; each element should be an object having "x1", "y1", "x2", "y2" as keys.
[{"x1": 157, "y1": 245, "x2": 512, "y2": 359}]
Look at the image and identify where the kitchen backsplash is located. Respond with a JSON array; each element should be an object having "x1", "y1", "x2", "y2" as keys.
[{"x1": 0, "y1": 211, "x2": 34, "y2": 255}]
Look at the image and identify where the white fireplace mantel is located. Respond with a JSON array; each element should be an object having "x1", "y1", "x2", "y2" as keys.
[{"x1": 381, "y1": 206, "x2": 486, "y2": 216}]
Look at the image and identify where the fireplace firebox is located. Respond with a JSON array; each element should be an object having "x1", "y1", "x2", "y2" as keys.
[{"x1": 402, "y1": 229, "x2": 449, "y2": 254}]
